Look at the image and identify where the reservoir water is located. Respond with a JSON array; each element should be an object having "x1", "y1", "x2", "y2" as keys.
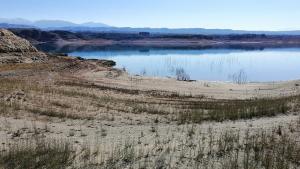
[
  {"x1": 36, "y1": 46, "x2": 300, "y2": 82},
  {"x1": 66, "y1": 48, "x2": 300, "y2": 82}
]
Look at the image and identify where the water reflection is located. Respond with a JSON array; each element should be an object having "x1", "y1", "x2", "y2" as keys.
[{"x1": 59, "y1": 48, "x2": 300, "y2": 82}]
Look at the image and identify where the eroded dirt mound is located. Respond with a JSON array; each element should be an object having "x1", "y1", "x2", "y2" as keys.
[{"x1": 0, "y1": 29, "x2": 47, "y2": 63}]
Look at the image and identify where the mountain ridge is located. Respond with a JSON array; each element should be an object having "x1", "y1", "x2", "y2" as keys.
[
  {"x1": 0, "y1": 18, "x2": 110, "y2": 28},
  {"x1": 1, "y1": 18, "x2": 300, "y2": 35}
]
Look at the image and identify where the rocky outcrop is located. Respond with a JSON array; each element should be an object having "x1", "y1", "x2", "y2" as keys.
[{"x1": 0, "y1": 29, "x2": 46, "y2": 63}]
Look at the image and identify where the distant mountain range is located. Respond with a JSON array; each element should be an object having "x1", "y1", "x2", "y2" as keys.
[
  {"x1": 0, "y1": 18, "x2": 109, "y2": 29},
  {"x1": 1, "y1": 18, "x2": 300, "y2": 35}
]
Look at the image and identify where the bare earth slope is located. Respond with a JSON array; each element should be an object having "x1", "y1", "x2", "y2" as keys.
[{"x1": 0, "y1": 29, "x2": 46, "y2": 63}]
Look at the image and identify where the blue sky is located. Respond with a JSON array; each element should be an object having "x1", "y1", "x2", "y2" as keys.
[{"x1": 0, "y1": 0, "x2": 299, "y2": 30}]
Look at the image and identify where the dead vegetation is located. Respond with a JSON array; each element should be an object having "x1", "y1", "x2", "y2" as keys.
[
  {"x1": 1, "y1": 76, "x2": 298, "y2": 123},
  {"x1": 0, "y1": 138, "x2": 74, "y2": 169},
  {"x1": 1, "y1": 118, "x2": 300, "y2": 169}
]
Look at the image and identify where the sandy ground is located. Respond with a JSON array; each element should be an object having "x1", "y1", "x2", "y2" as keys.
[
  {"x1": 80, "y1": 68, "x2": 300, "y2": 99},
  {"x1": 1, "y1": 113, "x2": 298, "y2": 146}
]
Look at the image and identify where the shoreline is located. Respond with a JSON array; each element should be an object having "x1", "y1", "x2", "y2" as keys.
[
  {"x1": 112, "y1": 65, "x2": 300, "y2": 84},
  {"x1": 78, "y1": 64, "x2": 300, "y2": 100}
]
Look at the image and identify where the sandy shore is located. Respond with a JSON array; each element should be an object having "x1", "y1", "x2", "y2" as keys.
[{"x1": 80, "y1": 67, "x2": 300, "y2": 99}]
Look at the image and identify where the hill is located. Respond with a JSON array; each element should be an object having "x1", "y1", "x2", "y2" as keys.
[
  {"x1": 0, "y1": 29, "x2": 46, "y2": 63},
  {"x1": 0, "y1": 18, "x2": 110, "y2": 29}
]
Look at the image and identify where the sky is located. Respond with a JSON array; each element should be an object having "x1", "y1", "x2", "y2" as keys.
[{"x1": 0, "y1": 0, "x2": 300, "y2": 30}]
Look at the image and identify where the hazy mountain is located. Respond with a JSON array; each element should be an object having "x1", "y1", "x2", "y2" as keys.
[
  {"x1": 1, "y1": 18, "x2": 300, "y2": 35},
  {"x1": 0, "y1": 18, "x2": 32, "y2": 25},
  {"x1": 33, "y1": 20, "x2": 78, "y2": 28},
  {"x1": 0, "y1": 18, "x2": 110, "y2": 29},
  {"x1": 80, "y1": 22, "x2": 109, "y2": 27},
  {"x1": 0, "y1": 23, "x2": 36, "y2": 29}
]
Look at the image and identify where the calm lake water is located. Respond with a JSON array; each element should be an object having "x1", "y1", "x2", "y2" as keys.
[{"x1": 68, "y1": 48, "x2": 300, "y2": 82}]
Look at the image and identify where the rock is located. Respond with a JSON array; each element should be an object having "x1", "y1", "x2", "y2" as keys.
[
  {"x1": 5, "y1": 90, "x2": 26, "y2": 102},
  {"x1": 76, "y1": 56, "x2": 85, "y2": 61},
  {"x1": 97, "y1": 60, "x2": 116, "y2": 67},
  {"x1": 11, "y1": 130, "x2": 22, "y2": 138},
  {"x1": 0, "y1": 29, "x2": 47, "y2": 63},
  {"x1": 86, "y1": 59, "x2": 116, "y2": 67}
]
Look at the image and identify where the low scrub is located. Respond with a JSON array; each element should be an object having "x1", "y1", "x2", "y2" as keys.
[
  {"x1": 0, "y1": 138, "x2": 75, "y2": 169},
  {"x1": 177, "y1": 97, "x2": 293, "y2": 124}
]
